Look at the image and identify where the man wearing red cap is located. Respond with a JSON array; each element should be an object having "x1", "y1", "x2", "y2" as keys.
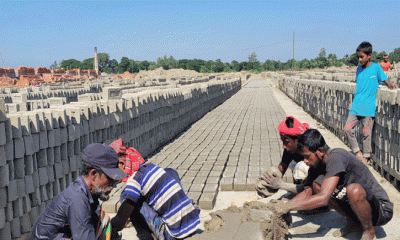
[{"x1": 256, "y1": 116, "x2": 310, "y2": 197}]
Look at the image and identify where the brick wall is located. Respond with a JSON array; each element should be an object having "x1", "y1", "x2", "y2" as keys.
[{"x1": 0, "y1": 77, "x2": 241, "y2": 239}]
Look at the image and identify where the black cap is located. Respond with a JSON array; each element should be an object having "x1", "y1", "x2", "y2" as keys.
[{"x1": 82, "y1": 143, "x2": 127, "y2": 180}]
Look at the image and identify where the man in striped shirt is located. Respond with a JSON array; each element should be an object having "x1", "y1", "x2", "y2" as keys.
[{"x1": 111, "y1": 163, "x2": 201, "y2": 239}]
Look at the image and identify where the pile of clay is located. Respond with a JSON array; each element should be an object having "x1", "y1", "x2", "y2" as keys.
[{"x1": 203, "y1": 200, "x2": 292, "y2": 240}]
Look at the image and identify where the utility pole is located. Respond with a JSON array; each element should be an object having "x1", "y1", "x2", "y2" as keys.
[
  {"x1": 292, "y1": 29, "x2": 295, "y2": 70},
  {"x1": 0, "y1": 51, "x2": 6, "y2": 68}
]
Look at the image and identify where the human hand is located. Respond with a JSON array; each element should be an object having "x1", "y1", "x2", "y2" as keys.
[
  {"x1": 259, "y1": 172, "x2": 284, "y2": 190},
  {"x1": 267, "y1": 199, "x2": 290, "y2": 215}
]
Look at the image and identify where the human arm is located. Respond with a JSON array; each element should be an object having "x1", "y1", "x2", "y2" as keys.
[
  {"x1": 383, "y1": 80, "x2": 397, "y2": 89},
  {"x1": 277, "y1": 175, "x2": 340, "y2": 214},
  {"x1": 111, "y1": 199, "x2": 135, "y2": 232}
]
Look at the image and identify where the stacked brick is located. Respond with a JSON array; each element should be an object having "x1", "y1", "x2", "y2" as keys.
[
  {"x1": 34, "y1": 68, "x2": 51, "y2": 76},
  {"x1": 15, "y1": 67, "x2": 35, "y2": 78},
  {"x1": 0, "y1": 76, "x2": 241, "y2": 239},
  {"x1": 273, "y1": 71, "x2": 400, "y2": 186}
]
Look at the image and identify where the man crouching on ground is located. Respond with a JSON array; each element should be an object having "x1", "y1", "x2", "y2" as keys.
[
  {"x1": 272, "y1": 129, "x2": 393, "y2": 240},
  {"x1": 111, "y1": 162, "x2": 201, "y2": 239},
  {"x1": 30, "y1": 143, "x2": 127, "y2": 240}
]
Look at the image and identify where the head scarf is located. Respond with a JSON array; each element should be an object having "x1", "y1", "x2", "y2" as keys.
[
  {"x1": 277, "y1": 116, "x2": 309, "y2": 136},
  {"x1": 110, "y1": 139, "x2": 144, "y2": 182}
]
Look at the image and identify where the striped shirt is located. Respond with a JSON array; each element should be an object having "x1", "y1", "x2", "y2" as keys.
[{"x1": 120, "y1": 163, "x2": 201, "y2": 238}]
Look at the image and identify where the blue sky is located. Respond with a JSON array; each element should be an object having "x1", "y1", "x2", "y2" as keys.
[{"x1": 1, "y1": 0, "x2": 399, "y2": 69}]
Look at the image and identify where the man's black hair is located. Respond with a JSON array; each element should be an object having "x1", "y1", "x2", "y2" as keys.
[
  {"x1": 80, "y1": 162, "x2": 104, "y2": 177},
  {"x1": 356, "y1": 41, "x2": 372, "y2": 55},
  {"x1": 297, "y1": 129, "x2": 329, "y2": 153},
  {"x1": 281, "y1": 117, "x2": 298, "y2": 140}
]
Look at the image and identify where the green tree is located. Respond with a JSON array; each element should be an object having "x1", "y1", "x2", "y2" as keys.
[
  {"x1": 274, "y1": 61, "x2": 282, "y2": 71},
  {"x1": 60, "y1": 59, "x2": 81, "y2": 70},
  {"x1": 231, "y1": 60, "x2": 240, "y2": 72},
  {"x1": 97, "y1": 53, "x2": 110, "y2": 71},
  {"x1": 223, "y1": 63, "x2": 232, "y2": 72},
  {"x1": 200, "y1": 65, "x2": 211, "y2": 73},
  {"x1": 81, "y1": 58, "x2": 94, "y2": 70},
  {"x1": 109, "y1": 59, "x2": 118, "y2": 73},
  {"x1": 248, "y1": 52, "x2": 258, "y2": 62},
  {"x1": 127, "y1": 60, "x2": 139, "y2": 73},
  {"x1": 117, "y1": 57, "x2": 130, "y2": 74},
  {"x1": 389, "y1": 48, "x2": 400, "y2": 63},
  {"x1": 299, "y1": 59, "x2": 311, "y2": 69},
  {"x1": 327, "y1": 53, "x2": 338, "y2": 67},
  {"x1": 263, "y1": 60, "x2": 276, "y2": 71},
  {"x1": 212, "y1": 59, "x2": 224, "y2": 72},
  {"x1": 139, "y1": 60, "x2": 150, "y2": 71}
]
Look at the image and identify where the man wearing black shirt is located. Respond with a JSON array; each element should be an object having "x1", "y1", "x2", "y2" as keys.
[{"x1": 273, "y1": 129, "x2": 393, "y2": 240}]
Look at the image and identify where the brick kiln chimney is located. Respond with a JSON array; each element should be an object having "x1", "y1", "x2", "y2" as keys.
[{"x1": 94, "y1": 47, "x2": 99, "y2": 75}]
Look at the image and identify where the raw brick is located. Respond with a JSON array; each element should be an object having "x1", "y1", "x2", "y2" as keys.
[
  {"x1": 29, "y1": 206, "x2": 39, "y2": 225},
  {"x1": 37, "y1": 149, "x2": 48, "y2": 167},
  {"x1": 54, "y1": 162, "x2": 63, "y2": 179},
  {"x1": 24, "y1": 155, "x2": 34, "y2": 175},
  {"x1": 39, "y1": 130, "x2": 48, "y2": 149},
  {"x1": 198, "y1": 192, "x2": 217, "y2": 210},
  {"x1": 8, "y1": 114, "x2": 22, "y2": 139},
  {"x1": 10, "y1": 217, "x2": 21, "y2": 238},
  {"x1": 47, "y1": 147, "x2": 55, "y2": 165},
  {"x1": 0, "y1": 188, "x2": 7, "y2": 208},
  {"x1": 5, "y1": 201, "x2": 13, "y2": 222},
  {"x1": 0, "y1": 222, "x2": 11, "y2": 240},
  {"x1": 16, "y1": 177, "x2": 26, "y2": 197},
  {"x1": 12, "y1": 197, "x2": 23, "y2": 218},
  {"x1": 32, "y1": 171, "x2": 39, "y2": 188},
  {"x1": 4, "y1": 141, "x2": 14, "y2": 161},
  {"x1": 38, "y1": 167, "x2": 49, "y2": 185},
  {"x1": 0, "y1": 208, "x2": 5, "y2": 229},
  {"x1": 20, "y1": 213, "x2": 31, "y2": 234},
  {"x1": 7, "y1": 180, "x2": 18, "y2": 201},
  {"x1": 31, "y1": 132, "x2": 40, "y2": 153},
  {"x1": 14, "y1": 157, "x2": 25, "y2": 179},
  {"x1": 14, "y1": 137, "x2": 25, "y2": 158},
  {"x1": 220, "y1": 177, "x2": 233, "y2": 191},
  {"x1": 47, "y1": 165, "x2": 55, "y2": 182},
  {"x1": 0, "y1": 165, "x2": 9, "y2": 187},
  {"x1": 48, "y1": 129, "x2": 55, "y2": 147},
  {"x1": 0, "y1": 146, "x2": 5, "y2": 167},
  {"x1": 20, "y1": 115, "x2": 31, "y2": 136},
  {"x1": 25, "y1": 175, "x2": 35, "y2": 194},
  {"x1": 0, "y1": 122, "x2": 6, "y2": 145},
  {"x1": 23, "y1": 195, "x2": 31, "y2": 213},
  {"x1": 4, "y1": 119, "x2": 13, "y2": 142}
]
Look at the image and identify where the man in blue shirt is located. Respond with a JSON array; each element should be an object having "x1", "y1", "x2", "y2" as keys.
[
  {"x1": 344, "y1": 41, "x2": 397, "y2": 164},
  {"x1": 29, "y1": 143, "x2": 127, "y2": 240}
]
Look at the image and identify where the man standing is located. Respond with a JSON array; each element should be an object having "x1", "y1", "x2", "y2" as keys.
[
  {"x1": 272, "y1": 129, "x2": 393, "y2": 240},
  {"x1": 30, "y1": 143, "x2": 127, "y2": 240},
  {"x1": 379, "y1": 55, "x2": 394, "y2": 72}
]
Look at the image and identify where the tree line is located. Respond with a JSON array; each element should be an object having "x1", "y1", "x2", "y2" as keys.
[{"x1": 50, "y1": 47, "x2": 400, "y2": 74}]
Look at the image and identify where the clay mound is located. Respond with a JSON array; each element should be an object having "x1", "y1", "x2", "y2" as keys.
[
  {"x1": 112, "y1": 75, "x2": 123, "y2": 80},
  {"x1": 0, "y1": 76, "x2": 17, "y2": 86},
  {"x1": 135, "y1": 67, "x2": 201, "y2": 78},
  {"x1": 16, "y1": 75, "x2": 44, "y2": 87},
  {"x1": 121, "y1": 71, "x2": 134, "y2": 79}
]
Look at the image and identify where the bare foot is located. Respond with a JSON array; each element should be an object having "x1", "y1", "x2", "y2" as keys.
[
  {"x1": 332, "y1": 222, "x2": 362, "y2": 238},
  {"x1": 361, "y1": 229, "x2": 376, "y2": 240}
]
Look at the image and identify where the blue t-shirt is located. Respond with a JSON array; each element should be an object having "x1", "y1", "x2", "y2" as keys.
[{"x1": 349, "y1": 62, "x2": 388, "y2": 117}]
